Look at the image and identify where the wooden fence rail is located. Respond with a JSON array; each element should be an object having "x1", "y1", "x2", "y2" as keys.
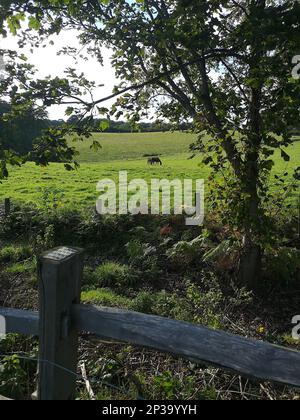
[
  {"x1": 72, "y1": 304, "x2": 300, "y2": 388},
  {"x1": 0, "y1": 307, "x2": 38, "y2": 335},
  {"x1": 0, "y1": 246, "x2": 300, "y2": 400}
]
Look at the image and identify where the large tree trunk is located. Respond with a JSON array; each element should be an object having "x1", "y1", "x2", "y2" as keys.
[
  {"x1": 238, "y1": 1, "x2": 266, "y2": 289},
  {"x1": 238, "y1": 158, "x2": 262, "y2": 289},
  {"x1": 239, "y1": 234, "x2": 262, "y2": 290}
]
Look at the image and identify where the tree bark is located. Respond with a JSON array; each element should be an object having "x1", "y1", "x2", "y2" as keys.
[
  {"x1": 239, "y1": 234, "x2": 262, "y2": 290},
  {"x1": 239, "y1": 0, "x2": 266, "y2": 288},
  {"x1": 238, "y1": 153, "x2": 262, "y2": 289}
]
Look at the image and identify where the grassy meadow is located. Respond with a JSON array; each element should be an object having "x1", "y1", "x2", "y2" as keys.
[
  {"x1": 1, "y1": 132, "x2": 300, "y2": 401},
  {"x1": 0, "y1": 131, "x2": 300, "y2": 209}
]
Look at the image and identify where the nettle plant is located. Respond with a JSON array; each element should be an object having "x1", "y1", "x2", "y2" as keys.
[{"x1": 1, "y1": 0, "x2": 300, "y2": 287}]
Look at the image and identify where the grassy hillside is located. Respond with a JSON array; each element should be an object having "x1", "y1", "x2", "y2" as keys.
[
  {"x1": 1, "y1": 132, "x2": 300, "y2": 401},
  {"x1": 0, "y1": 132, "x2": 299, "y2": 208},
  {"x1": 71, "y1": 131, "x2": 197, "y2": 162}
]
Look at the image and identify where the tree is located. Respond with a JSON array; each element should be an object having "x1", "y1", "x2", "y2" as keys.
[
  {"x1": 1, "y1": 0, "x2": 300, "y2": 287},
  {"x1": 0, "y1": 47, "x2": 101, "y2": 177},
  {"x1": 0, "y1": 100, "x2": 49, "y2": 153}
]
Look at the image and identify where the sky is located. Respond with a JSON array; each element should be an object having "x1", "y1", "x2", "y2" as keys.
[{"x1": 1, "y1": 29, "x2": 117, "y2": 120}]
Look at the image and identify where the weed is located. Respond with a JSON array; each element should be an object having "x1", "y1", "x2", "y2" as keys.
[
  {"x1": 0, "y1": 245, "x2": 32, "y2": 264},
  {"x1": 85, "y1": 262, "x2": 138, "y2": 289},
  {"x1": 81, "y1": 288, "x2": 131, "y2": 308}
]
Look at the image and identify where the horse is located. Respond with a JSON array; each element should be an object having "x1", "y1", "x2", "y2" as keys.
[{"x1": 147, "y1": 157, "x2": 162, "y2": 166}]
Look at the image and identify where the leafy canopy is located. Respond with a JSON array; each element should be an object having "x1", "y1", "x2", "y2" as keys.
[{"x1": 0, "y1": 0, "x2": 300, "y2": 238}]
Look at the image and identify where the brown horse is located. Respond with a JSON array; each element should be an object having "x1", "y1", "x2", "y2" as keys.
[{"x1": 147, "y1": 157, "x2": 162, "y2": 166}]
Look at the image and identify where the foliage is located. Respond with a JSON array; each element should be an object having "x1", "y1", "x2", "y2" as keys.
[
  {"x1": 0, "y1": 355, "x2": 28, "y2": 400},
  {"x1": 0, "y1": 101, "x2": 49, "y2": 155},
  {"x1": 264, "y1": 247, "x2": 300, "y2": 287},
  {"x1": 186, "y1": 280, "x2": 224, "y2": 329},
  {"x1": 85, "y1": 262, "x2": 138, "y2": 289},
  {"x1": 81, "y1": 288, "x2": 131, "y2": 308},
  {"x1": 1, "y1": 1, "x2": 300, "y2": 246},
  {"x1": 152, "y1": 371, "x2": 182, "y2": 400},
  {"x1": 166, "y1": 232, "x2": 211, "y2": 270},
  {"x1": 0, "y1": 49, "x2": 94, "y2": 178},
  {"x1": 4, "y1": 258, "x2": 36, "y2": 275},
  {"x1": 0, "y1": 205, "x2": 299, "y2": 400},
  {"x1": 131, "y1": 290, "x2": 192, "y2": 322},
  {"x1": 36, "y1": 187, "x2": 66, "y2": 212},
  {"x1": 68, "y1": 117, "x2": 184, "y2": 133},
  {"x1": 0, "y1": 244, "x2": 32, "y2": 263},
  {"x1": 125, "y1": 239, "x2": 161, "y2": 281}
]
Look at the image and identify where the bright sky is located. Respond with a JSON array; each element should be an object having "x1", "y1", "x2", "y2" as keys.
[{"x1": 1, "y1": 29, "x2": 117, "y2": 120}]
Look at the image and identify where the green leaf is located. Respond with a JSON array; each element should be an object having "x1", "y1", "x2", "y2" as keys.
[
  {"x1": 65, "y1": 107, "x2": 74, "y2": 116},
  {"x1": 28, "y1": 16, "x2": 41, "y2": 30},
  {"x1": 262, "y1": 160, "x2": 275, "y2": 171},
  {"x1": 280, "y1": 149, "x2": 290, "y2": 162},
  {"x1": 100, "y1": 119, "x2": 110, "y2": 132}
]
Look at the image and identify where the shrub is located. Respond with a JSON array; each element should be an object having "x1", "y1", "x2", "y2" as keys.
[
  {"x1": 4, "y1": 259, "x2": 36, "y2": 275},
  {"x1": 126, "y1": 240, "x2": 161, "y2": 282},
  {"x1": 126, "y1": 240, "x2": 157, "y2": 264},
  {"x1": 131, "y1": 291, "x2": 155, "y2": 314},
  {"x1": 186, "y1": 281, "x2": 224, "y2": 329},
  {"x1": 85, "y1": 262, "x2": 138, "y2": 289},
  {"x1": 0, "y1": 355, "x2": 28, "y2": 400},
  {"x1": 202, "y1": 239, "x2": 238, "y2": 272},
  {"x1": 166, "y1": 234, "x2": 209, "y2": 270},
  {"x1": 132, "y1": 291, "x2": 192, "y2": 321},
  {"x1": 0, "y1": 206, "x2": 153, "y2": 253},
  {"x1": 264, "y1": 247, "x2": 300, "y2": 286},
  {"x1": 0, "y1": 245, "x2": 32, "y2": 263}
]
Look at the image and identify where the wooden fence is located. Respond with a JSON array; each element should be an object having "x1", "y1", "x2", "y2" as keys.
[
  {"x1": 0, "y1": 198, "x2": 10, "y2": 219},
  {"x1": 0, "y1": 246, "x2": 300, "y2": 400}
]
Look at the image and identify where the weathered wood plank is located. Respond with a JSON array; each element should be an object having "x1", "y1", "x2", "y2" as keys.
[
  {"x1": 72, "y1": 304, "x2": 300, "y2": 388},
  {"x1": 0, "y1": 307, "x2": 39, "y2": 336}
]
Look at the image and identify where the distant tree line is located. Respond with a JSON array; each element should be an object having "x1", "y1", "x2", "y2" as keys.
[
  {"x1": 0, "y1": 101, "x2": 64, "y2": 155},
  {"x1": 1, "y1": 99, "x2": 299, "y2": 160},
  {"x1": 0, "y1": 100, "x2": 192, "y2": 157},
  {"x1": 67, "y1": 115, "x2": 192, "y2": 133}
]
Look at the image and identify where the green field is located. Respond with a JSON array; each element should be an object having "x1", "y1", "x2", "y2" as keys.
[{"x1": 0, "y1": 131, "x2": 299, "y2": 208}]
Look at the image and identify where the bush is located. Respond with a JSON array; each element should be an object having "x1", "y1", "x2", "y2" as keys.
[
  {"x1": 0, "y1": 206, "x2": 154, "y2": 254},
  {"x1": 0, "y1": 355, "x2": 28, "y2": 400},
  {"x1": 0, "y1": 245, "x2": 32, "y2": 263},
  {"x1": 84, "y1": 262, "x2": 138, "y2": 289},
  {"x1": 126, "y1": 240, "x2": 161, "y2": 281},
  {"x1": 4, "y1": 259, "x2": 36, "y2": 275},
  {"x1": 186, "y1": 282, "x2": 224, "y2": 329},
  {"x1": 264, "y1": 247, "x2": 300, "y2": 286},
  {"x1": 166, "y1": 234, "x2": 210, "y2": 270},
  {"x1": 132, "y1": 291, "x2": 192, "y2": 321}
]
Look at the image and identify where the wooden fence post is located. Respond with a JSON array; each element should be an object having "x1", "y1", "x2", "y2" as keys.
[
  {"x1": 38, "y1": 247, "x2": 84, "y2": 400},
  {"x1": 4, "y1": 198, "x2": 10, "y2": 217}
]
